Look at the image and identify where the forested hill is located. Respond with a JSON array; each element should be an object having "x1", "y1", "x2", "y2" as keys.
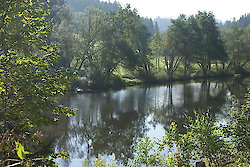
[
  {"x1": 65, "y1": 0, "x2": 160, "y2": 35},
  {"x1": 219, "y1": 13, "x2": 250, "y2": 29},
  {"x1": 66, "y1": 0, "x2": 120, "y2": 12}
]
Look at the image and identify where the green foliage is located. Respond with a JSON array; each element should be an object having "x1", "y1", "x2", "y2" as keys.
[
  {"x1": 222, "y1": 94, "x2": 250, "y2": 165},
  {"x1": 160, "y1": 112, "x2": 232, "y2": 166},
  {"x1": 0, "y1": 132, "x2": 68, "y2": 166},
  {"x1": 128, "y1": 136, "x2": 166, "y2": 167},
  {"x1": 50, "y1": 3, "x2": 250, "y2": 87},
  {"x1": 221, "y1": 23, "x2": 250, "y2": 73},
  {"x1": 84, "y1": 155, "x2": 116, "y2": 167},
  {"x1": 0, "y1": 0, "x2": 75, "y2": 131},
  {"x1": 0, "y1": 0, "x2": 75, "y2": 165},
  {"x1": 59, "y1": 5, "x2": 152, "y2": 87},
  {"x1": 167, "y1": 15, "x2": 191, "y2": 76},
  {"x1": 149, "y1": 12, "x2": 228, "y2": 79}
]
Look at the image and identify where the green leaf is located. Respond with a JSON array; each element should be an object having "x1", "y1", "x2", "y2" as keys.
[{"x1": 15, "y1": 141, "x2": 32, "y2": 160}]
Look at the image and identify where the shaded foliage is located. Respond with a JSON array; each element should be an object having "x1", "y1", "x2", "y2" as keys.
[{"x1": 0, "y1": 0, "x2": 75, "y2": 166}]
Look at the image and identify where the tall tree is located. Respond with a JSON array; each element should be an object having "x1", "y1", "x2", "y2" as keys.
[
  {"x1": 112, "y1": 6, "x2": 151, "y2": 80},
  {"x1": 75, "y1": 8, "x2": 108, "y2": 86},
  {"x1": 149, "y1": 32, "x2": 162, "y2": 72},
  {"x1": 222, "y1": 23, "x2": 250, "y2": 72},
  {"x1": 162, "y1": 32, "x2": 183, "y2": 79},
  {"x1": 154, "y1": 22, "x2": 160, "y2": 34},
  {"x1": 192, "y1": 11, "x2": 227, "y2": 77},
  {"x1": 143, "y1": 18, "x2": 155, "y2": 34},
  {"x1": 0, "y1": 0, "x2": 74, "y2": 164},
  {"x1": 167, "y1": 15, "x2": 192, "y2": 76},
  {"x1": 51, "y1": 5, "x2": 78, "y2": 69},
  {"x1": 70, "y1": 6, "x2": 151, "y2": 86}
]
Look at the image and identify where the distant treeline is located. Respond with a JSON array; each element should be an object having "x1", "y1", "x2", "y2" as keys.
[{"x1": 219, "y1": 13, "x2": 250, "y2": 29}]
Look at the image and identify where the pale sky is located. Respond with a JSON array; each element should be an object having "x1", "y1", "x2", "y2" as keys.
[{"x1": 104, "y1": 0, "x2": 250, "y2": 22}]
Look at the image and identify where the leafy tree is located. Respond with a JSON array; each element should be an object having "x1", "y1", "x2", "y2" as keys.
[
  {"x1": 0, "y1": 0, "x2": 74, "y2": 165},
  {"x1": 192, "y1": 11, "x2": 227, "y2": 77},
  {"x1": 106, "y1": 6, "x2": 151, "y2": 82},
  {"x1": 143, "y1": 18, "x2": 156, "y2": 35},
  {"x1": 69, "y1": 5, "x2": 151, "y2": 86},
  {"x1": 222, "y1": 94, "x2": 250, "y2": 163},
  {"x1": 128, "y1": 136, "x2": 165, "y2": 166},
  {"x1": 167, "y1": 15, "x2": 193, "y2": 76},
  {"x1": 72, "y1": 7, "x2": 124, "y2": 87},
  {"x1": 160, "y1": 112, "x2": 232, "y2": 166},
  {"x1": 150, "y1": 12, "x2": 227, "y2": 80},
  {"x1": 149, "y1": 32, "x2": 162, "y2": 72},
  {"x1": 161, "y1": 32, "x2": 182, "y2": 79},
  {"x1": 150, "y1": 16, "x2": 189, "y2": 80},
  {"x1": 132, "y1": 22, "x2": 151, "y2": 81},
  {"x1": 51, "y1": 5, "x2": 78, "y2": 69},
  {"x1": 222, "y1": 23, "x2": 250, "y2": 73}
]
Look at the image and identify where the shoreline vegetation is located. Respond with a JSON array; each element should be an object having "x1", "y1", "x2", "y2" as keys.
[{"x1": 73, "y1": 72, "x2": 250, "y2": 92}]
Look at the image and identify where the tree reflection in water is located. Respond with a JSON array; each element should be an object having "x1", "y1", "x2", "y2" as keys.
[{"x1": 42, "y1": 77, "x2": 250, "y2": 167}]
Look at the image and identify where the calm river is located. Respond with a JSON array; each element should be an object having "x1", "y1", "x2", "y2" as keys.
[{"x1": 46, "y1": 77, "x2": 249, "y2": 167}]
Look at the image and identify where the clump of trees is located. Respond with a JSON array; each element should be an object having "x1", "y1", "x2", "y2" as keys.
[
  {"x1": 53, "y1": 5, "x2": 153, "y2": 87},
  {"x1": 53, "y1": 3, "x2": 250, "y2": 89},
  {"x1": 150, "y1": 12, "x2": 227, "y2": 79},
  {"x1": 147, "y1": 12, "x2": 250, "y2": 80}
]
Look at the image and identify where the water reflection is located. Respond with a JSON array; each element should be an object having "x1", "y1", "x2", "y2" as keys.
[{"x1": 50, "y1": 77, "x2": 249, "y2": 166}]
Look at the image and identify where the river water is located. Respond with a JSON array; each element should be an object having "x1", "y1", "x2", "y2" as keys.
[{"x1": 49, "y1": 77, "x2": 249, "y2": 167}]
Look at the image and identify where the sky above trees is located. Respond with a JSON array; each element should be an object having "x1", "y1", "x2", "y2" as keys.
[{"x1": 103, "y1": 0, "x2": 250, "y2": 21}]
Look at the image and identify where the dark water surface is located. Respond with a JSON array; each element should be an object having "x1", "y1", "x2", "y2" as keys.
[{"x1": 48, "y1": 77, "x2": 249, "y2": 167}]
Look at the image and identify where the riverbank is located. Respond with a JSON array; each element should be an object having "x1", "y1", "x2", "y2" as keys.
[{"x1": 72, "y1": 71, "x2": 250, "y2": 93}]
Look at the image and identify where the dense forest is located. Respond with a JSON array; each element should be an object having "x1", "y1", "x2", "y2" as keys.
[
  {"x1": 66, "y1": 0, "x2": 120, "y2": 12},
  {"x1": 0, "y1": 0, "x2": 249, "y2": 166}
]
